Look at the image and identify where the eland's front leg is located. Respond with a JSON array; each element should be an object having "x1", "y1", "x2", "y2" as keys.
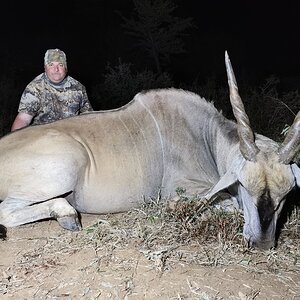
[{"x1": 0, "y1": 196, "x2": 81, "y2": 231}]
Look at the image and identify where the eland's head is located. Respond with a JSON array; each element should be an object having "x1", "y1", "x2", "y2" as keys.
[{"x1": 225, "y1": 51, "x2": 300, "y2": 249}]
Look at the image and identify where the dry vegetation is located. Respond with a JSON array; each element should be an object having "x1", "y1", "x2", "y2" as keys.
[
  {"x1": 1, "y1": 194, "x2": 299, "y2": 299},
  {"x1": 85, "y1": 194, "x2": 300, "y2": 272}
]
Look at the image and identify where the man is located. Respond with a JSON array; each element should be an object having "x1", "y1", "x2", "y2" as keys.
[{"x1": 11, "y1": 48, "x2": 93, "y2": 131}]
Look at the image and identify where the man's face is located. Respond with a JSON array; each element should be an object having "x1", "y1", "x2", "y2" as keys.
[{"x1": 45, "y1": 62, "x2": 67, "y2": 83}]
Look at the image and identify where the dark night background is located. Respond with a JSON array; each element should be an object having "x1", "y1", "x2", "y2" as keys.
[{"x1": 1, "y1": 0, "x2": 300, "y2": 135}]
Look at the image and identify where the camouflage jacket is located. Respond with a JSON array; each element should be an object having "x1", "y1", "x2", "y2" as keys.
[{"x1": 18, "y1": 73, "x2": 93, "y2": 125}]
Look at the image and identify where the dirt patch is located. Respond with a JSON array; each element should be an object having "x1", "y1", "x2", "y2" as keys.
[{"x1": 1, "y1": 207, "x2": 300, "y2": 299}]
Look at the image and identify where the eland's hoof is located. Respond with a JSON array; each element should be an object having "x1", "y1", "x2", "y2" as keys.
[
  {"x1": 57, "y1": 216, "x2": 82, "y2": 231},
  {"x1": 0, "y1": 224, "x2": 7, "y2": 240}
]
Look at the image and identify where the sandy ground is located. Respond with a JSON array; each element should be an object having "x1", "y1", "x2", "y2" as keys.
[{"x1": 1, "y1": 214, "x2": 300, "y2": 300}]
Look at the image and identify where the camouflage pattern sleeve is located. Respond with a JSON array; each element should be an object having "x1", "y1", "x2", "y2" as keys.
[
  {"x1": 80, "y1": 86, "x2": 94, "y2": 113},
  {"x1": 18, "y1": 83, "x2": 41, "y2": 116}
]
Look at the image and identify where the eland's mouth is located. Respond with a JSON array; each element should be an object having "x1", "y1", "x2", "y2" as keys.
[
  {"x1": 244, "y1": 224, "x2": 276, "y2": 250},
  {"x1": 248, "y1": 237, "x2": 275, "y2": 250}
]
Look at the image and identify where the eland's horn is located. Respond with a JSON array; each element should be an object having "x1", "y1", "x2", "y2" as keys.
[
  {"x1": 278, "y1": 111, "x2": 300, "y2": 164},
  {"x1": 225, "y1": 51, "x2": 259, "y2": 161}
]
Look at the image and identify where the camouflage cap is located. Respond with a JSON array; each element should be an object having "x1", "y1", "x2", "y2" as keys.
[{"x1": 44, "y1": 49, "x2": 67, "y2": 68}]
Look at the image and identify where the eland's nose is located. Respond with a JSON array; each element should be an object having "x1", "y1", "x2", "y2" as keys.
[{"x1": 250, "y1": 239, "x2": 275, "y2": 250}]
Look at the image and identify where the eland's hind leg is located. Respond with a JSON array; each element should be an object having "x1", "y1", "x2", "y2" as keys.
[{"x1": 0, "y1": 196, "x2": 81, "y2": 231}]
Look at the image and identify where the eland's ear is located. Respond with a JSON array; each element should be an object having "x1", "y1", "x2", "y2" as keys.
[
  {"x1": 291, "y1": 163, "x2": 300, "y2": 187},
  {"x1": 204, "y1": 157, "x2": 245, "y2": 199}
]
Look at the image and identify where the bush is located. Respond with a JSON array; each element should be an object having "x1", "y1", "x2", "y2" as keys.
[
  {"x1": 91, "y1": 60, "x2": 174, "y2": 110},
  {"x1": 182, "y1": 75, "x2": 300, "y2": 142}
]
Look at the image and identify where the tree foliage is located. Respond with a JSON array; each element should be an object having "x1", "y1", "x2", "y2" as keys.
[
  {"x1": 91, "y1": 59, "x2": 173, "y2": 109},
  {"x1": 121, "y1": 0, "x2": 193, "y2": 74}
]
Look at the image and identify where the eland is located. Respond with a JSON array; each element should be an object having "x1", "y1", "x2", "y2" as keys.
[{"x1": 0, "y1": 52, "x2": 299, "y2": 249}]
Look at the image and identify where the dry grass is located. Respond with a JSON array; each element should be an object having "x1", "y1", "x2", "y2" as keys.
[
  {"x1": 84, "y1": 195, "x2": 300, "y2": 277},
  {"x1": 1, "y1": 195, "x2": 300, "y2": 298}
]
